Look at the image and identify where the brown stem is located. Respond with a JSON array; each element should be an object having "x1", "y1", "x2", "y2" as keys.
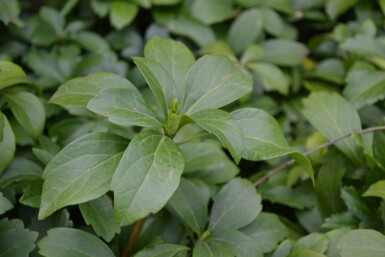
[
  {"x1": 253, "y1": 125, "x2": 385, "y2": 187},
  {"x1": 122, "y1": 218, "x2": 146, "y2": 257}
]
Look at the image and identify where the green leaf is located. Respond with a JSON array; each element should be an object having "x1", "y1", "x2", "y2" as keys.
[
  {"x1": 262, "y1": 7, "x2": 285, "y2": 36},
  {"x1": 50, "y1": 72, "x2": 136, "y2": 106},
  {"x1": 288, "y1": 249, "x2": 326, "y2": 257},
  {"x1": 109, "y1": 1, "x2": 138, "y2": 30},
  {"x1": 340, "y1": 35, "x2": 385, "y2": 60},
  {"x1": 5, "y1": 91, "x2": 45, "y2": 138},
  {"x1": 209, "y1": 178, "x2": 262, "y2": 231},
  {"x1": 0, "y1": 219, "x2": 38, "y2": 257},
  {"x1": 0, "y1": 61, "x2": 29, "y2": 90},
  {"x1": 0, "y1": 112, "x2": 15, "y2": 175},
  {"x1": 241, "y1": 213, "x2": 288, "y2": 253},
  {"x1": 0, "y1": 158, "x2": 43, "y2": 189},
  {"x1": 326, "y1": 0, "x2": 358, "y2": 19},
  {"x1": 167, "y1": 178, "x2": 208, "y2": 235},
  {"x1": 289, "y1": 152, "x2": 315, "y2": 186},
  {"x1": 79, "y1": 195, "x2": 120, "y2": 242},
  {"x1": 87, "y1": 88, "x2": 163, "y2": 127},
  {"x1": 302, "y1": 92, "x2": 363, "y2": 165},
  {"x1": 38, "y1": 228, "x2": 115, "y2": 257},
  {"x1": 373, "y1": 129, "x2": 385, "y2": 170},
  {"x1": 0, "y1": 0, "x2": 21, "y2": 25},
  {"x1": 167, "y1": 18, "x2": 216, "y2": 48},
  {"x1": 232, "y1": 108, "x2": 290, "y2": 161},
  {"x1": 337, "y1": 229, "x2": 385, "y2": 257},
  {"x1": 228, "y1": 8, "x2": 263, "y2": 54},
  {"x1": 143, "y1": 36, "x2": 195, "y2": 106},
  {"x1": 183, "y1": 55, "x2": 252, "y2": 115},
  {"x1": 272, "y1": 239, "x2": 293, "y2": 257},
  {"x1": 0, "y1": 192, "x2": 13, "y2": 214},
  {"x1": 341, "y1": 187, "x2": 372, "y2": 221},
  {"x1": 189, "y1": 109, "x2": 244, "y2": 163},
  {"x1": 261, "y1": 39, "x2": 308, "y2": 66},
  {"x1": 293, "y1": 233, "x2": 328, "y2": 253},
  {"x1": 190, "y1": 0, "x2": 234, "y2": 25},
  {"x1": 38, "y1": 132, "x2": 128, "y2": 220},
  {"x1": 248, "y1": 62, "x2": 289, "y2": 95},
  {"x1": 262, "y1": 185, "x2": 314, "y2": 210},
  {"x1": 134, "y1": 244, "x2": 189, "y2": 257},
  {"x1": 112, "y1": 130, "x2": 184, "y2": 225},
  {"x1": 344, "y1": 70, "x2": 385, "y2": 108},
  {"x1": 32, "y1": 7, "x2": 64, "y2": 46},
  {"x1": 20, "y1": 181, "x2": 43, "y2": 208},
  {"x1": 315, "y1": 151, "x2": 345, "y2": 218},
  {"x1": 363, "y1": 180, "x2": 385, "y2": 198},
  {"x1": 211, "y1": 230, "x2": 262, "y2": 257},
  {"x1": 193, "y1": 240, "x2": 234, "y2": 257},
  {"x1": 179, "y1": 140, "x2": 239, "y2": 183}
]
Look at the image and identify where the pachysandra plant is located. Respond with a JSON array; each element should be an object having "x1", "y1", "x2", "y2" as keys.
[{"x1": 38, "y1": 37, "x2": 314, "y2": 252}]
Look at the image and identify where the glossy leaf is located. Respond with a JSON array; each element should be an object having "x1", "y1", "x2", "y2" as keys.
[
  {"x1": 261, "y1": 39, "x2": 308, "y2": 66},
  {"x1": 134, "y1": 244, "x2": 189, "y2": 257},
  {"x1": 143, "y1": 36, "x2": 195, "y2": 106},
  {"x1": 112, "y1": 130, "x2": 184, "y2": 225},
  {"x1": 189, "y1": 109, "x2": 244, "y2": 163},
  {"x1": 0, "y1": 112, "x2": 15, "y2": 175},
  {"x1": 5, "y1": 91, "x2": 45, "y2": 138},
  {"x1": 183, "y1": 55, "x2": 252, "y2": 115},
  {"x1": 232, "y1": 108, "x2": 290, "y2": 161},
  {"x1": 109, "y1": 1, "x2": 138, "y2": 30},
  {"x1": 167, "y1": 178, "x2": 208, "y2": 235},
  {"x1": 241, "y1": 213, "x2": 288, "y2": 253},
  {"x1": 0, "y1": 61, "x2": 29, "y2": 90},
  {"x1": 190, "y1": 0, "x2": 234, "y2": 25},
  {"x1": 0, "y1": 218, "x2": 38, "y2": 257},
  {"x1": 38, "y1": 228, "x2": 115, "y2": 257},
  {"x1": 344, "y1": 70, "x2": 385, "y2": 108},
  {"x1": 337, "y1": 229, "x2": 385, "y2": 257},
  {"x1": 50, "y1": 72, "x2": 136, "y2": 106},
  {"x1": 39, "y1": 132, "x2": 128, "y2": 219},
  {"x1": 79, "y1": 195, "x2": 120, "y2": 242},
  {"x1": 87, "y1": 88, "x2": 163, "y2": 127},
  {"x1": 209, "y1": 178, "x2": 262, "y2": 231},
  {"x1": 302, "y1": 92, "x2": 363, "y2": 164},
  {"x1": 248, "y1": 62, "x2": 289, "y2": 95},
  {"x1": 228, "y1": 8, "x2": 262, "y2": 54}
]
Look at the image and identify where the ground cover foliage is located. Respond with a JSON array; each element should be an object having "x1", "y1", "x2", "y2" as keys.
[{"x1": 1, "y1": 0, "x2": 385, "y2": 256}]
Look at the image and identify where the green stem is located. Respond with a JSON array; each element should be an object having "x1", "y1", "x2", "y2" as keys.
[
  {"x1": 253, "y1": 125, "x2": 385, "y2": 187},
  {"x1": 122, "y1": 218, "x2": 146, "y2": 257}
]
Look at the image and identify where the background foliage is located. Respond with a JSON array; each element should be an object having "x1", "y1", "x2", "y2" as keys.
[{"x1": 1, "y1": 0, "x2": 385, "y2": 256}]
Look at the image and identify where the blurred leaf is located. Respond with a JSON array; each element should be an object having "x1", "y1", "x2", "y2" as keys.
[
  {"x1": 0, "y1": 219, "x2": 38, "y2": 257},
  {"x1": 341, "y1": 187, "x2": 373, "y2": 221},
  {"x1": 50, "y1": 72, "x2": 136, "y2": 106},
  {"x1": 167, "y1": 178, "x2": 208, "y2": 235},
  {"x1": 272, "y1": 239, "x2": 293, "y2": 257},
  {"x1": 363, "y1": 180, "x2": 385, "y2": 198},
  {"x1": 32, "y1": 7, "x2": 64, "y2": 46},
  {"x1": 337, "y1": 229, "x2": 385, "y2": 257},
  {"x1": 72, "y1": 31, "x2": 110, "y2": 53},
  {"x1": 262, "y1": 185, "x2": 314, "y2": 209},
  {"x1": 209, "y1": 178, "x2": 262, "y2": 231},
  {"x1": 293, "y1": 233, "x2": 328, "y2": 253},
  {"x1": 38, "y1": 132, "x2": 128, "y2": 219},
  {"x1": 20, "y1": 181, "x2": 42, "y2": 208},
  {"x1": 288, "y1": 248, "x2": 326, "y2": 257},
  {"x1": 0, "y1": 192, "x2": 13, "y2": 214},
  {"x1": 110, "y1": 1, "x2": 138, "y2": 30},
  {"x1": 38, "y1": 228, "x2": 115, "y2": 257},
  {"x1": 167, "y1": 18, "x2": 216, "y2": 47},
  {"x1": 261, "y1": 39, "x2": 308, "y2": 66},
  {"x1": 248, "y1": 62, "x2": 289, "y2": 95},
  {"x1": 134, "y1": 244, "x2": 189, "y2": 257},
  {"x1": 0, "y1": 0, "x2": 21, "y2": 25},
  {"x1": 340, "y1": 36, "x2": 385, "y2": 60},
  {"x1": 87, "y1": 88, "x2": 163, "y2": 127},
  {"x1": 189, "y1": 109, "x2": 244, "y2": 163},
  {"x1": 228, "y1": 8, "x2": 263, "y2": 54},
  {"x1": 241, "y1": 213, "x2": 288, "y2": 253},
  {"x1": 190, "y1": 0, "x2": 234, "y2": 25},
  {"x1": 5, "y1": 91, "x2": 45, "y2": 138},
  {"x1": 0, "y1": 113, "x2": 15, "y2": 175},
  {"x1": 262, "y1": 7, "x2": 285, "y2": 36},
  {"x1": 373, "y1": 130, "x2": 385, "y2": 169},
  {"x1": 326, "y1": 0, "x2": 358, "y2": 19},
  {"x1": 79, "y1": 195, "x2": 120, "y2": 242},
  {"x1": 302, "y1": 92, "x2": 363, "y2": 165},
  {"x1": 112, "y1": 130, "x2": 184, "y2": 225},
  {"x1": 183, "y1": 55, "x2": 252, "y2": 115},
  {"x1": 344, "y1": 70, "x2": 385, "y2": 108},
  {"x1": 0, "y1": 61, "x2": 29, "y2": 90}
]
